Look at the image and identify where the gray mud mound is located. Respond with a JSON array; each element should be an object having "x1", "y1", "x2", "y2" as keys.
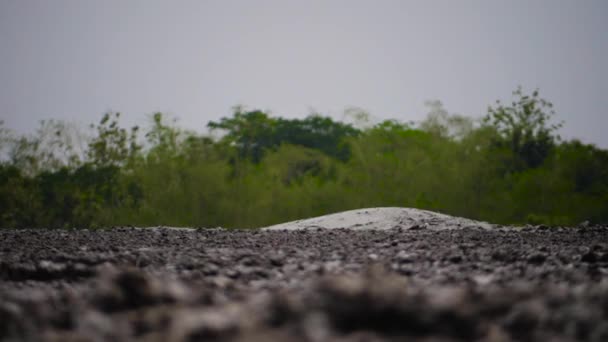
[
  {"x1": 262, "y1": 207, "x2": 495, "y2": 231},
  {"x1": 1, "y1": 219, "x2": 608, "y2": 341}
]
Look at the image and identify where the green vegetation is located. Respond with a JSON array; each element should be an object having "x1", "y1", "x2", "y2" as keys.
[{"x1": 1, "y1": 88, "x2": 607, "y2": 228}]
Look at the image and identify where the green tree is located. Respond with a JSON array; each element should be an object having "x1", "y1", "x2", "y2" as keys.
[
  {"x1": 208, "y1": 107, "x2": 360, "y2": 163},
  {"x1": 0, "y1": 165, "x2": 40, "y2": 227},
  {"x1": 274, "y1": 115, "x2": 360, "y2": 161},
  {"x1": 420, "y1": 100, "x2": 473, "y2": 140},
  {"x1": 7, "y1": 120, "x2": 85, "y2": 176},
  {"x1": 484, "y1": 87, "x2": 563, "y2": 170},
  {"x1": 88, "y1": 112, "x2": 141, "y2": 168},
  {"x1": 208, "y1": 108, "x2": 277, "y2": 163}
]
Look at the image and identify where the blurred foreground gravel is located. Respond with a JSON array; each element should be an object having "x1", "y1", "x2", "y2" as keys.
[{"x1": 1, "y1": 225, "x2": 608, "y2": 341}]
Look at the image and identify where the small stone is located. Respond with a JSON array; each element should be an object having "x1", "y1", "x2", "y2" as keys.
[
  {"x1": 449, "y1": 255, "x2": 463, "y2": 263},
  {"x1": 269, "y1": 255, "x2": 284, "y2": 267},
  {"x1": 397, "y1": 265, "x2": 414, "y2": 276},
  {"x1": 202, "y1": 264, "x2": 219, "y2": 276},
  {"x1": 211, "y1": 276, "x2": 231, "y2": 288},
  {"x1": 503, "y1": 300, "x2": 546, "y2": 334},
  {"x1": 473, "y1": 274, "x2": 494, "y2": 286},
  {"x1": 527, "y1": 253, "x2": 547, "y2": 265},
  {"x1": 172, "y1": 309, "x2": 240, "y2": 341},
  {"x1": 581, "y1": 251, "x2": 598, "y2": 263},
  {"x1": 323, "y1": 260, "x2": 341, "y2": 273},
  {"x1": 395, "y1": 251, "x2": 415, "y2": 263},
  {"x1": 225, "y1": 269, "x2": 240, "y2": 279}
]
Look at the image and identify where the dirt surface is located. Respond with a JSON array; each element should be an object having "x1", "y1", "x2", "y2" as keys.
[{"x1": 1, "y1": 225, "x2": 608, "y2": 341}]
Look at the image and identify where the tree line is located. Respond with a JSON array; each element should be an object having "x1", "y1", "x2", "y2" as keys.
[{"x1": 1, "y1": 88, "x2": 606, "y2": 228}]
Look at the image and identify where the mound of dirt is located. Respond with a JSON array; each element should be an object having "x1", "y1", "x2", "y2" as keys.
[{"x1": 262, "y1": 207, "x2": 495, "y2": 231}]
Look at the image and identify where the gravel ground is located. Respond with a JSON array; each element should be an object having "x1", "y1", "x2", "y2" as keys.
[{"x1": 1, "y1": 224, "x2": 608, "y2": 341}]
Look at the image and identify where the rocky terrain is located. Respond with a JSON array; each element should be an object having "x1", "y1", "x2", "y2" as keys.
[{"x1": 1, "y1": 210, "x2": 608, "y2": 341}]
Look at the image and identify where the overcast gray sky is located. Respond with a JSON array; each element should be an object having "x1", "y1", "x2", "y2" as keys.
[{"x1": 1, "y1": 0, "x2": 607, "y2": 147}]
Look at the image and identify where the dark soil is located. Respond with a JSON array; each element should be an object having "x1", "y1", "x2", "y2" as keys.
[{"x1": 1, "y1": 225, "x2": 608, "y2": 341}]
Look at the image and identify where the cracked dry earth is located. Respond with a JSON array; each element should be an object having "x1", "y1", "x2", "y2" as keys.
[{"x1": 1, "y1": 225, "x2": 608, "y2": 341}]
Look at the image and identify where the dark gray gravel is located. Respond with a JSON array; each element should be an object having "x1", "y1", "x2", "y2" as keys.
[{"x1": 1, "y1": 225, "x2": 608, "y2": 341}]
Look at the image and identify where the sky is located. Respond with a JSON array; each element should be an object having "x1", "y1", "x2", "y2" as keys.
[{"x1": 1, "y1": 0, "x2": 607, "y2": 147}]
